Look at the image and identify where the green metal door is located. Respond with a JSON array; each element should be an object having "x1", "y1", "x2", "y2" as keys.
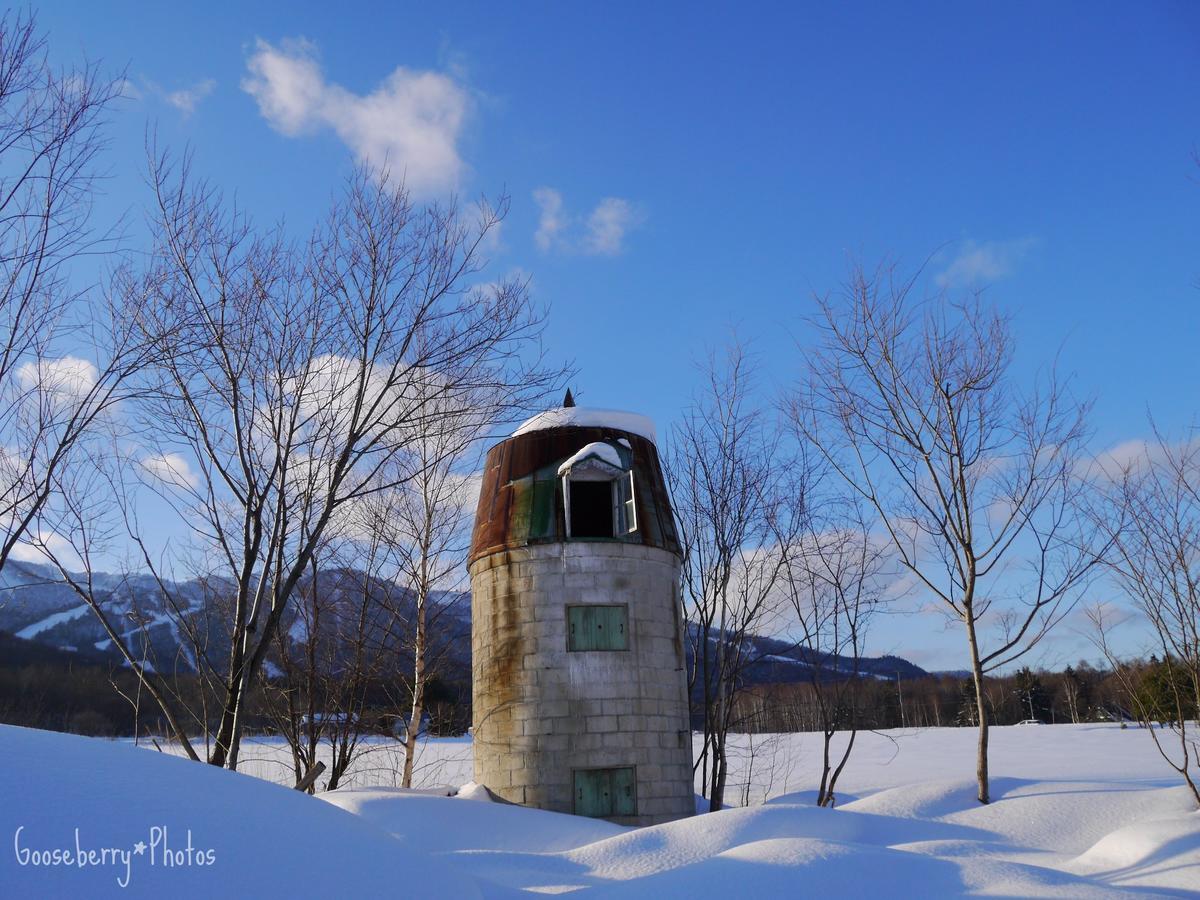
[
  {"x1": 611, "y1": 766, "x2": 637, "y2": 816},
  {"x1": 567, "y1": 605, "x2": 628, "y2": 651},
  {"x1": 574, "y1": 768, "x2": 612, "y2": 817},
  {"x1": 574, "y1": 767, "x2": 636, "y2": 817}
]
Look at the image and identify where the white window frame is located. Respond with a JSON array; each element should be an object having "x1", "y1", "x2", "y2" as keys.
[
  {"x1": 561, "y1": 463, "x2": 637, "y2": 539},
  {"x1": 613, "y1": 469, "x2": 637, "y2": 535}
]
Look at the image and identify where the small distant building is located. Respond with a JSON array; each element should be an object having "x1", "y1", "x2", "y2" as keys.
[{"x1": 468, "y1": 402, "x2": 693, "y2": 825}]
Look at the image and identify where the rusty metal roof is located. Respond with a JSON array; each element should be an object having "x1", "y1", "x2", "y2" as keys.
[{"x1": 468, "y1": 424, "x2": 680, "y2": 566}]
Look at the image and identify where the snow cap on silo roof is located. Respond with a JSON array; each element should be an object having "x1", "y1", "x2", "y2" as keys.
[{"x1": 512, "y1": 406, "x2": 657, "y2": 444}]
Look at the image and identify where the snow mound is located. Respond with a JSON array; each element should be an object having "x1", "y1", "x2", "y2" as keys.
[
  {"x1": 592, "y1": 835, "x2": 968, "y2": 897},
  {"x1": 320, "y1": 786, "x2": 625, "y2": 853},
  {"x1": 841, "y1": 777, "x2": 986, "y2": 820},
  {"x1": 7, "y1": 722, "x2": 1199, "y2": 897},
  {"x1": 0, "y1": 724, "x2": 478, "y2": 898},
  {"x1": 766, "y1": 789, "x2": 861, "y2": 806},
  {"x1": 1069, "y1": 810, "x2": 1200, "y2": 890},
  {"x1": 514, "y1": 406, "x2": 657, "y2": 443},
  {"x1": 455, "y1": 780, "x2": 495, "y2": 802}
]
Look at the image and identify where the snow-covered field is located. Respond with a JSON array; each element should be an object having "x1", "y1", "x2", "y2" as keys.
[{"x1": 1, "y1": 723, "x2": 1197, "y2": 897}]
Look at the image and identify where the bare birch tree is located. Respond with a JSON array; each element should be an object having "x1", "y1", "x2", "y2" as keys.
[
  {"x1": 52, "y1": 153, "x2": 558, "y2": 769},
  {"x1": 667, "y1": 342, "x2": 799, "y2": 811},
  {"x1": 359, "y1": 388, "x2": 478, "y2": 788},
  {"x1": 1090, "y1": 427, "x2": 1200, "y2": 807},
  {"x1": 788, "y1": 263, "x2": 1097, "y2": 803}
]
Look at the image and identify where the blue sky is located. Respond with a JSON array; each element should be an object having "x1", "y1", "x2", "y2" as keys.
[{"x1": 32, "y1": 1, "x2": 1200, "y2": 669}]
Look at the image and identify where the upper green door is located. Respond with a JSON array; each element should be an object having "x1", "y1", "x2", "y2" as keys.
[{"x1": 567, "y1": 604, "x2": 628, "y2": 651}]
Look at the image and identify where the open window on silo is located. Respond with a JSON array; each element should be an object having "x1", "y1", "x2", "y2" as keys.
[{"x1": 558, "y1": 442, "x2": 637, "y2": 539}]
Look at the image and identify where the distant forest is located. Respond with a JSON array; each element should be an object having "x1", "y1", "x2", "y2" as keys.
[{"x1": 3, "y1": 627, "x2": 1175, "y2": 740}]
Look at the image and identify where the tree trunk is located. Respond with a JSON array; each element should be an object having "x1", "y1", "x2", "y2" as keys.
[
  {"x1": 966, "y1": 612, "x2": 990, "y2": 804},
  {"x1": 402, "y1": 593, "x2": 427, "y2": 788},
  {"x1": 226, "y1": 671, "x2": 248, "y2": 770},
  {"x1": 209, "y1": 682, "x2": 239, "y2": 768},
  {"x1": 817, "y1": 730, "x2": 832, "y2": 807},
  {"x1": 826, "y1": 727, "x2": 858, "y2": 808},
  {"x1": 710, "y1": 726, "x2": 727, "y2": 811}
]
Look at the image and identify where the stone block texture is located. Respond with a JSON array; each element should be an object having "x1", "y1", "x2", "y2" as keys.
[{"x1": 470, "y1": 541, "x2": 693, "y2": 825}]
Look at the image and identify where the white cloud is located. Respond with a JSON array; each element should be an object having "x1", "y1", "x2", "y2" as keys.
[
  {"x1": 935, "y1": 237, "x2": 1036, "y2": 288},
  {"x1": 1089, "y1": 439, "x2": 1155, "y2": 480},
  {"x1": 165, "y1": 78, "x2": 216, "y2": 116},
  {"x1": 16, "y1": 356, "x2": 99, "y2": 400},
  {"x1": 471, "y1": 267, "x2": 531, "y2": 303},
  {"x1": 141, "y1": 452, "x2": 199, "y2": 489},
  {"x1": 533, "y1": 189, "x2": 642, "y2": 256},
  {"x1": 533, "y1": 188, "x2": 566, "y2": 252},
  {"x1": 9, "y1": 530, "x2": 81, "y2": 569},
  {"x1": 450, "y1": 472, "x2": 482, "y2": 515},
  {"x1": 583, "y1": 198, "x2": 639, "y2": 255},
  {"x1": 1084, "y1": 434, "x2": 1200, "y2": 482},
  {"x1": 242, "y1": 38, "x2": 469, "y2": 195},
  {"x1": 117, "y1": 78, "x2": 143, "y2": 101},
  {"x1": 126, "y1": 77, "x2": 216, "y2": 115}
]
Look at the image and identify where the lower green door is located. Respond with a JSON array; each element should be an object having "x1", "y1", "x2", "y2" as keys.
[
  {"x1": 574, "y1": 767, "x2": 636, "y2": 818},
  {"x1": 611, "y1": 766, "x2": 636, "y2": 816}
]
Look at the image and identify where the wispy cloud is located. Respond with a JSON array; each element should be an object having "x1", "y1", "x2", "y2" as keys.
[
  {"x1": 583, "y1": 198, "x2": 639, "y2": 255},
  {"x1": 242, "y1": 37, "x2": 469, "y2": 195},
  {"x1": 533, "y1": 188, "x2": 567, "y2": 251},
  {"x1": 117, "y1": 77, "x2": 142, "y2": 101},
  {"x1": 935, "y1": 237, "x2": 1036, "y2": 288},
  {"x1": 1084, "y1": 434, "x2": 1200, "y2": 481},
  {"x1": 165, "y1": 78, "x2": 216, "y2": 116},
  {"x1": 533, "y1": 188, "x2": 643, "y2": 256},
  {"x1": 127, "y1": 77, "x2": 217, "y2": 116}
]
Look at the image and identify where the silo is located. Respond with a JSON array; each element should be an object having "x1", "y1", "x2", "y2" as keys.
[{"x1": 468, "y1": 403, "x2": 694, "y2": 825}]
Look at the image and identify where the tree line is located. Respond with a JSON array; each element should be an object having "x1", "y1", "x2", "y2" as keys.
[{"x1": 733, "y1": 663, "x2": 1152, "y2": 734}]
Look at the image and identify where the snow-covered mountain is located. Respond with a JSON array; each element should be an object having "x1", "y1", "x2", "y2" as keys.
[
  {"x1": 0, "y1": 561, "x2": 214, "y2": 660},
  {"x1": 0, "y1": 561, "x2": 472, "y2": 675},
  {"x1": 1, "y1": 563, "x2": 928, "y2": 685}
]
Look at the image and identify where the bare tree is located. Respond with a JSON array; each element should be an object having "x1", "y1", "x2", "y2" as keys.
[
  {"x1": 667, "y1": 342, "x2": 799, "y2": 811},
  {"x1": 51, "y1": 154, "x2": 558, "y2": 769},
  {"x1": 360, "y1": 389, "x2": 478, "y2": 788},
  {"x1": 1060, "y1": 664, "x2": 1085, "y2": 724},
  {"x1": 1090, "y1": 427, "x2": 1200, "y2": 807},
  {"x1": 788, "y1": 263, "x2": 1097, "y2": 803},
  {"x1": 778, "y1": 497, "x2": 884, "y2": 807},
  {"x1": 0, "y1": 12, "x2": 142, "y2": 574},
  {"x1": 260, "y1": 542, "x2": 385, "y2": 792}
]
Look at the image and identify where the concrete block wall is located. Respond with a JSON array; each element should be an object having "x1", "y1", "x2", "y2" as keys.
[{"x1": 470, "y1": 541, "x2": 694, "y2": 826}]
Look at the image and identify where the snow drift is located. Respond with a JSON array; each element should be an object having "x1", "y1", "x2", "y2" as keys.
[
  {"x1": 2, "y1": 722, "x2": 1198, "y2": 897},
  {"x1": 0, "y1": 724, "x2": 478, "y2": 898}
]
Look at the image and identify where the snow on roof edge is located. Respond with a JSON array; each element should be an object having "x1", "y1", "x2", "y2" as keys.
[{"x1": 512, "y1": 406, "x2": 658, "y2": 444}]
